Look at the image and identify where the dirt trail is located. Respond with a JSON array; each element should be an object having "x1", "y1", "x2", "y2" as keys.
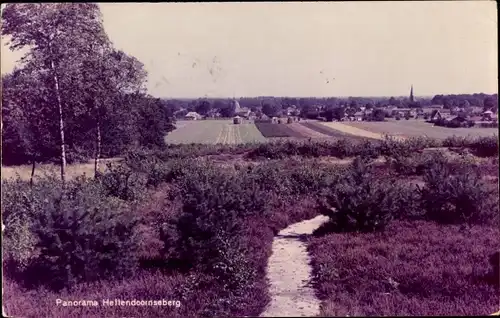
[{"x1": 261, "y1": 215, "x2": 329, "y2": 317}]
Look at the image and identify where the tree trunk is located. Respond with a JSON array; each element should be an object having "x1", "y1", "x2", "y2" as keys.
[
  {"x1": 94, "y1": 107, "x2": 101, "y2": 178},
  {"x1": 30, "y1": 155, "x2": 36, "y2": 188},
  {"x1": 50, "y1": 58, "x2": 67, "y2": 185}
]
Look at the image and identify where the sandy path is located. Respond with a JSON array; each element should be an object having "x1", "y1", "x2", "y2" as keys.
[
  {"x1": 320, "y1": 122, "x2": 406, "y2": 141},
  {"x1": 261, "y1": 215, "x2": 330, "y2": 317}
]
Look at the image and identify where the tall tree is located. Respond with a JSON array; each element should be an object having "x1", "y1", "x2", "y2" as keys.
[{"x1": 2, "y1": 4, "x2": 109, "y2": 184}]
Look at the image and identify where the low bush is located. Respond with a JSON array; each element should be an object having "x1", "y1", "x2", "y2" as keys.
[
  {"x1": 469, "y1": 136, "x2": 498, "y2": 157},
  {"x1": 417, "y1": 160, "x2": 498, "y2": 225},
  {"x1": 317, "y1": 158, "x2": 411, "y2": 233},
  {"x1": 387, "y1": 150, "x2": 448, "y2": 176},
  {"x1": 442, "y1": 136, "x2": 470, "y2": 148},
  {"x1": 2, "y1": 175, "x2": 140, "y2": 291},
  {"x1": 96, "y1": 162, "x2": 147, "y2": 202}
]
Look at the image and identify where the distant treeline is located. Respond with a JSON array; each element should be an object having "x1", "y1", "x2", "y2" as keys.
[{"x1": 162, "y1": 94, "x2": 498, "y2": 119}]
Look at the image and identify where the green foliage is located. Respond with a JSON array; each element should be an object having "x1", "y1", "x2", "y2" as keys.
[
  {"x1": 417, "y1": 161, "x2": 498, "y2": 225},
  {"x1": 388, "y1": 150, "x2": 448, "y2": 176},
  {"x1": 96, "y1": 162, "x2": 147, "y2": 202},
  {"x1": 371, "y1": 109, "x2": 386, "y2": 121},
  {"x1": 160, "y1": 166, "x2": 270, "y2": 269},
  {"x1": 1, "y1": 4, "x2": 175, "y2": 167},
  {"x1": 2, "y1": 175, "x2": 140, "y2": 291},
  {"x1": 469, "y1": 136, "x2": 498, "y2": 157},
  {"x1": 318, "y1": 158, "x2": 408, "y2": 232},
  {"x1": 1, "y1": 178, "x2": 40, "y2": 271}
]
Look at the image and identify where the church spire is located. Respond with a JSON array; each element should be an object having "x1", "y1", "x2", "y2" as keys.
[{"x1": 410, "y1": 85, "x2": 414, "y2": 102}]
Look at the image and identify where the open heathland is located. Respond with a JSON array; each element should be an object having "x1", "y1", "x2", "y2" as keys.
[
  {"x1": 3, "y1": 136, "x2": 499, "y2": 317},
  {"x1": 2, "y1": 3, "x2": 499, "y2": 317},
  {"x1": 308, "y1": 220, "x2": 500, "y2": 316}
]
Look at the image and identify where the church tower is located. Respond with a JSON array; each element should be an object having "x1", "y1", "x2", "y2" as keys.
[{"x1": 409, "y1": 85, "x2": 415, "y2": 102}]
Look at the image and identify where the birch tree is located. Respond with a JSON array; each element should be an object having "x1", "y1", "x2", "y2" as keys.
[{"x1": 2, "y1": 4, "x2": 108, "y2": 184}]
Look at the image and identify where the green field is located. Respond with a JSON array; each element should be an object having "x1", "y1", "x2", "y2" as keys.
[
  {"x1": 165, "y1": 120, "x2": 267, "y2": 144},
  {"x1": 344, "y1": 119, "x2": 498, "y2": 139}
]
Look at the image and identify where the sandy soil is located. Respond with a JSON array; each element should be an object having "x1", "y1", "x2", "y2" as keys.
[{"x1": 261, "y1": 215, "x2": 330, "y2": 317}]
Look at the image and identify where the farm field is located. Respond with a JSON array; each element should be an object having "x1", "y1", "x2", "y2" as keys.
[
  {"x1": 300, "y1": 121, "x2": 371, "y2": 140},
  {"x1": 165, "y1": 120, "x2": 267, "y2": 144},
  {"x1": 254, "y1": 122, "x2": 303, "y2": 138},
  {"x1": 286, "y1": 122, "x2": 330, "y2": 138},
  {"x1": 318, "y1": 121, "x2": 392, "y2": 140},
  {"x1": 344, "y1": 119, "x2": 498, "y2": 139}
]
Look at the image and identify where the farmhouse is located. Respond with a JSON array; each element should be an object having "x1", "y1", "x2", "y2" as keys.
[
  {"x1": 350, "y1": 111, "x2": 364, "y2": 121},
  {"x1": 430, "y1": 110, "x2": 443, "y2": 122},
  {"x1": 259, "y1": 114, "x2": 270, "y2": 121},
  {"x1": 233, "y1": 115, "x2": 242, "y2": 124},
  {"x1": 185, "y1": 111, "x2": 202, "y2": 120},
  {"x1": 482, "y1": 110, "x2": 495, "y2": 121},
  {"x1": 285, "y1": 105, "x2": 298, "y2": 116}
]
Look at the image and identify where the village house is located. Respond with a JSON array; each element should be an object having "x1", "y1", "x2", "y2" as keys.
[
  {"x1": 482, "y1": 110, "x2": 496, "y2": 121},
  {"x1": 185, "y1": 111, "x2": 202, "y2": 120},
  {"x1": 233, "y1": 115, "x2": 242, "y2": 124}
]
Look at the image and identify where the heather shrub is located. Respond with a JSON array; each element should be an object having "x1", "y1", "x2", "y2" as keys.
[
  {"x1": 333, "y1": 138, "x2": 359, "y2": 158},
  {"x1": 161, "y1": 166, "x2": 271, "y2": 270},
  {"x1": 2, "y1": 175, "x2": 140, "y2": 291},
  {"x1": 156, "y1": 166, "x2": 274, "y2": 315},
  {"x1": 443, "y1": 136, "x2": 470, "y2": 148},
  {"x1": 318, "y1": 157, "x2": 409, "y2": 232},
  {"x1": 356, "y1": 139, "x2": 382, "y2": 159},
  {"x1": 388, "y1": 151, "x2": 449, "y2": 176},
  {"x1": 380, "y1": 136, "x2": 415, "y2": 158},
  {"x1": 469, "y1": 136, "x2": 498, "y2": 157},
  {"x1": 417, "y1": 161, "x2": 498, "y2": 225},
  {"x1": 490, "y1": 251, "x2": 499, "y2": 286},
  {"x1": 2, "y1": 177, "x2": 41, "y2": 273},
  {"x1": 96, "y1": 162, "x2": 147, "y2": 202}
]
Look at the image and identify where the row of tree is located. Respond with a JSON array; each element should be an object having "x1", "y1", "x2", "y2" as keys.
[
  {"x1": 163, "y1": 94, "x2": 498, "y2": 120},
  {"x1": 430, "y1": 94, "x2": 498, "y2": 110},
  {"x1": 1, "y1": 4, "x2": 175, "y2": 182}
]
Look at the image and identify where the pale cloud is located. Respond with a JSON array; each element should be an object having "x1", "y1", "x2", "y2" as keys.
[{"x1": 1, "y1": 2, "x2": 497, "y2": 97}]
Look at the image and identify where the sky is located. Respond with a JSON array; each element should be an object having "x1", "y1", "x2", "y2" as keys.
[{"x1": 1, "y1": 2, "x2": 498, "y2": 98}]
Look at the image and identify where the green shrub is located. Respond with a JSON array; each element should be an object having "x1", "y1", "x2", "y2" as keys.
[
  {"x1": 2, "y1": 176, "x2": 140, "y2": 291},
  {"x1": 388, "y1": 151, "x2": 448, "y2": 176},
  {"x1": 97, "y1": 162, "x2": 147, "y2": 202},
  {"x1": 318, "y1": 157, "x2": 408, "y2": 232},
  {"x1": 161, "y1": 167, "x2": 271, "y2": 270},
  {"x1": 417, "y1": 161, "x2": 498, "y2": 225},
  {"x1": 470, "y1": 136, "x2": 498, "y2": 157},
  {"x1": 443, "y1": 136, "x2": 470, "y2": 148},
  {"x1": 2, "y1": 178, "x2": 40, "y2": 273}
]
